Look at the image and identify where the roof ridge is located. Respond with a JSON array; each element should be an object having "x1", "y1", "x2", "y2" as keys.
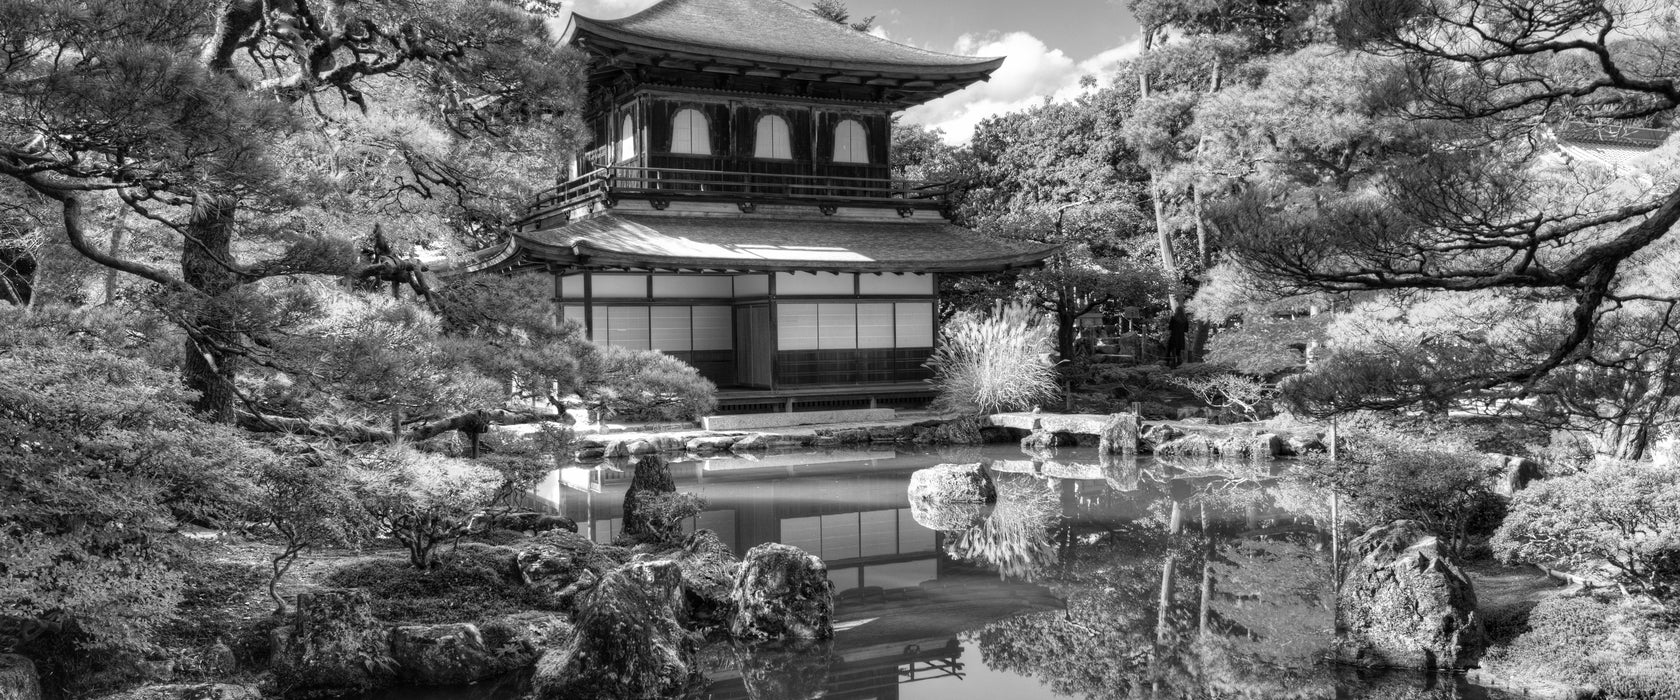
[
  {"x1": 581, "y1": 0, "x2": 1000, "y2": 68},
  {"x1": 755, "y1": 0, "x2": 987, "y2": 61}
]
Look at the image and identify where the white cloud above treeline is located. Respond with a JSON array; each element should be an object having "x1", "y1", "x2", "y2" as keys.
[{"x1": 903, "y1": 31, "x2": 1145, "y2": 145}]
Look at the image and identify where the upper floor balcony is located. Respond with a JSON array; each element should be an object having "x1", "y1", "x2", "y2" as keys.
[{"x1": 515, "y1": 154, "x2": 955, "y2": 233}]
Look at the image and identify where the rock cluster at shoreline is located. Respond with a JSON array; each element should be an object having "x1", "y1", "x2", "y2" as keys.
[
  {"x1": 258, "y1": 456, "x2": 835, "y2": 699},
  {"x1": 568, "y1": 412, "x2": 1340, "y2": 468},
  {"x1": 569, "y1": 415, "x2": 991, "y2": 463}
]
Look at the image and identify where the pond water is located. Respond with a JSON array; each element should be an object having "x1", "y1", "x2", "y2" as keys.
[{"x1": 445, "y1": 445, "x2": 1521, "y2": 699}]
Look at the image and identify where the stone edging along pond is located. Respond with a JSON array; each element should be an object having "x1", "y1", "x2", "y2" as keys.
[{"x1": 566, "y1": 412, "x2": 1335, "y2": 463}]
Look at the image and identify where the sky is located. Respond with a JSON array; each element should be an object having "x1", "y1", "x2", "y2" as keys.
[{"x1": 558, "y1": 0, "x2": 1147, "y2": 144}]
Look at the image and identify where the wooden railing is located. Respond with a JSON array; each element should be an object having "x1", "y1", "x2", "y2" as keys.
[{"x1": 519, "y1": 165, "x2": 953, "y2": 230}]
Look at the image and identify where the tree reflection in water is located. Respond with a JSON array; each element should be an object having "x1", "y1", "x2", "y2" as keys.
[{"x1": 955, "y1": 459, "x2": 1477, "y2": 700}]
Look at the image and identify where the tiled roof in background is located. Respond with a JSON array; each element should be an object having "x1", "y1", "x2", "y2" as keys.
[
  {"x1": 1554, "y1": 122, "x2": 1674, "y2": 148},
  {"x1": 1551, "y1": 122, "x2": 1674, "y2": 169}
]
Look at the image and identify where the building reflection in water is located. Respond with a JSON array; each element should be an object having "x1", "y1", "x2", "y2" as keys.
[{"x1": 531, "y1": 447, "x2": 1067, "y2": 699}]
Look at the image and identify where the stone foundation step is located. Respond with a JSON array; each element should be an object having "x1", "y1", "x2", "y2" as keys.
[{"x1": 701, "y1": 408, "x2": 896, "y2": 431}]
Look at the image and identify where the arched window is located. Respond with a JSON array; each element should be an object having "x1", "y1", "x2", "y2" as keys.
[
  {"x1": 754, "y1": 115, "x2": 793, "y2": 159},
  {"x1": 833, "y1": 119, "x2": 868, "y2": 163},
  {"x1": 670, "y1": 108, "x2": 711, "y2": 155},
  {"x1": 616, "y1": 114, "x2": 635, "y2": 163}
]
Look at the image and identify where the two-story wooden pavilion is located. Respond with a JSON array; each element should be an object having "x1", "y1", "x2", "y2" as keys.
[{"x1": 464, "y1": 0, "x2": 1057, "y2": 412}]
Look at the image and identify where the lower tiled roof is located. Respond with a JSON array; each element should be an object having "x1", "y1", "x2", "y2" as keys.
[{"x1": 491, "y1": 213, "x2": 1057, "y2": 272}]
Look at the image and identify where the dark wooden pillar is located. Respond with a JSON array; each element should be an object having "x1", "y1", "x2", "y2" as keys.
[
  {"x1": 767, "y1": 271, "x2": 778, "y2": 391},
  {"x1": 561, "y1": 271, "x2": 574, "y2": 329},
  {"x1": 583, "y1": 270, "x2": 596, "y2": 341}
]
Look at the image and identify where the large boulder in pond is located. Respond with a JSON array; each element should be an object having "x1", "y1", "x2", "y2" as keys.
[
  {"x1": 530, "y1": 560, "x2": 701, "y2": 700},
  {"x1": 621, "y1": 455, "x2": 680, "y2": 543},
  {"x1": 675, "y1": 529, "x2": 739, "y2": 627},
  {"x1": 0, "y1": 654, "x2": 40, "y2": 700},
  {"x1": 1336, "y1": 520, "x2": 1485, "y2": 670},
  {"x1": 1097, "y1": 413, "x2": 1138, "y2": 455},
  {"x1": 908, "y1": 463, "x2": 996, "y2": 504},
  {"x1": 730, "y1": 543, "x2": 834, "y2": 641},
  {"x1": 270, "y1": 589, "x2": 396, "y2": 695}
]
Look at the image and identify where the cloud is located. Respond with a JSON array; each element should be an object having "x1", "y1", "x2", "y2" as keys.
[{"x1": 902, "y1": 31, "x2": 1145, "y2": 145}]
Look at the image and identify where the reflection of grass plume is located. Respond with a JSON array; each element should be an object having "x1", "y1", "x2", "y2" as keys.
[{"x1": 946, "y1": 475, "x2": 1061, "y2": 580}]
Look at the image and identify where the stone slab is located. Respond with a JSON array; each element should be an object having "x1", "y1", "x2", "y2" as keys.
[
  {"x1": 984, "y1": 413, "x2": 1041, "y2": 431},
  {"x1": 1038, "y1": 413, "x2": 1112, "y2": 434},
  {"x1": 701, "y1": 408, "x2": 896, "y2": 431}
]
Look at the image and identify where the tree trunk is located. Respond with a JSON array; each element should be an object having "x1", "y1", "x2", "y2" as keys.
[
  {"x1": 181, "y1": 194, "x2": 242, "y2": 422},
  {"x1": 1057, "y1": 308, "x2": 1076, "y2": 369},
  {"x1": 1150, "y1": 177, "x2": 1189, "y2": 366},
  {"x1": 270, "y1": 549, "x2": 298, "y2": 615},
  {"x1": 1600, "y1": 419, "x2": 1652, "y2": 462},
  {"x1": 105, "y1": 224, "x2": 127, "y2": 304},
  {"x1": 1596, "y1": 365, "x2": 1672, "y2": 462}
]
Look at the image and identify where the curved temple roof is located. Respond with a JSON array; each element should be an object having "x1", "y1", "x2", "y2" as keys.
[
  {"x1": 461, "y1": 213, "x2": 1058, "y2": 274},
  {"x1": 1550, "y1": 121, "x2": 1675, "y2": 170},
  {"x1": 566, "y1": 0, "x2": 1004, "y2": 76}
]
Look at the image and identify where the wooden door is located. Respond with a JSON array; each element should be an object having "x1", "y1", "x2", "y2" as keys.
[{"x1": 734, "y1": 304, "x2": 772, "y2": 387}]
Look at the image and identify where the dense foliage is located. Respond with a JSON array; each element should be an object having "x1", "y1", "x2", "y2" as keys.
[
  {"x1": 1492, "y1": 463, "x2": 1680, "y2": 601},
  {"x1": 255, "y1": 456, "x2": 372, "y2": 613},
  {"x1": 1480, "y1": 595, "x2": 1680, "y2": 699},
  {"x1": 1302, "y1": 433, "x2": 1505, "y2": 557},
  {"x1": 351, "y1": 450, "x2": 503, "y2": 569},
  {"x1": 0, "y1": 0, "x2": 587, "y2": 420},
  {"x1": 0, "y1": 307, "x2": 269, "y2": 687}
]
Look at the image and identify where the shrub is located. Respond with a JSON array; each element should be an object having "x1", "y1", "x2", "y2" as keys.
[
  {"x1": 1300, "y1": 436, "x2": 1504, "y2": 558},
  {"x1": 1491, "y1": 462, "x2": 1680, "y2": 600},
  {"x1": 1480, "y1": 596, "x2": 1614, "y2": 683},
  {"x1": 1202, "y1": 316, "x2": 1321, "y2": 377},
  {"x1": 619, "y1": 491, "x2": 706, "y2": 546},
  {"x1": 927, "y1": 301, "x2": 1059, "y2": 414},
  {"x1": 574, "y1": 343, "x2": 718, "y2": 421},
  {"x1": 1596, "y1": 663, "x2": 1680, "y2": 700},
  {"x1": 255, "y1": 456, "x2": 373, "y2": 613},
  {"x1": 1481, "y1": 594, "x2": 1680, "y2": 697},
  {"x1": 480, "y1": 424, "x2": 573, "y2": 510},
  {"x1": 0, "y1": 306, "x2": 267, "y2": 672},
  {"x1": 1169, "y1": 372, "x2": 1278, "y2": 422},
  {"x1": 323, "y1": 544, "x2": 549, "y2": 623},
  {"x1": 352, "y1": 450, "x2": 502, "y2": 569}
]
